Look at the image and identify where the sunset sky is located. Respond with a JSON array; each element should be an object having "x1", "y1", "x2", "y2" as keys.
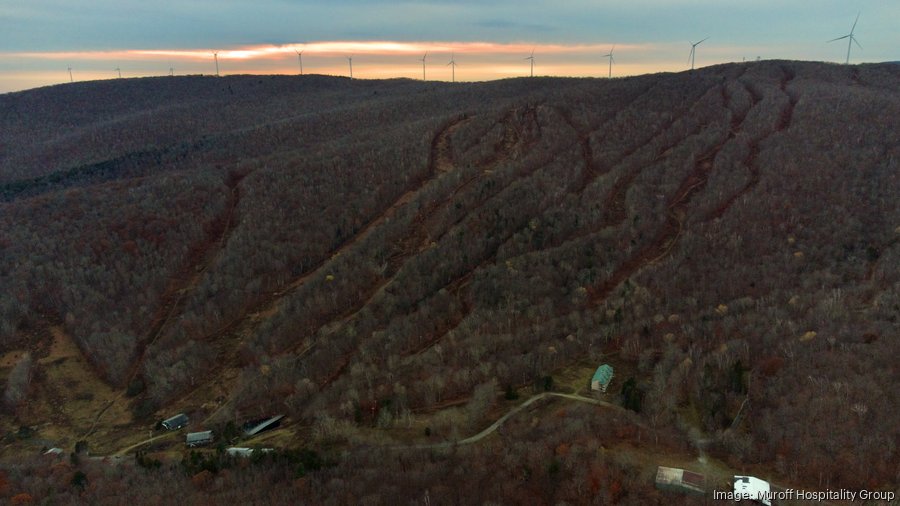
[{"x1": 1, "y1": 0, "x2": 898, "y2": 93}]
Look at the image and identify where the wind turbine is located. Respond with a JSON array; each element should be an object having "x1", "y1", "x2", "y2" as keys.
[
  {"x1": 420, "y1": 51, "x2": 428, "y2": 81},
  {"x1": 67, "y1": 67, "x2": 73, "y2": 83},
  {"x1": 348, "y1": 56, "x2": 353, "y2": 79},
  {"x1": 213, "y1": 51, "x2": 220, "y2": 77},
  {"x1": 602, "y1": 45, "x2": 615, "y2": 78},
  {"x1": 295, "y1": 49, "x2": 304, "y2": 75},
  {"x1": 447, "y1": 52, "x2": 457, "y2": 83},
  {"x1": 828, "y1": 12, "x2": 861, "y2": 65},
  {"x1": 115, "y1": 67, "x2": 122, "y2": 79},
  {"x1": 169, "y1": 66, "x2": 174, "y2": 76},
  {"x1": 688, "y1": 37, "x2": 708, "y2": 70},
  {"x1": 525, "y1": 48, "x2": 535, "y2": 77}
]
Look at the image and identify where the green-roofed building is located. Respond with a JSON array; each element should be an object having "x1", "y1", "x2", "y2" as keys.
[{"x1": 591, "y1": 364, "x2": 614, "y2": 392}]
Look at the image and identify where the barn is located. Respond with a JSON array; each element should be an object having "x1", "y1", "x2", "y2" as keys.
[
  {"x1": 226, "y1": 447, "x2": 254, "y2": 458},
  {"x1": 185, "y1": 430, "x2": 214, "y2": 447},
  {"x1": 161, "y1": 413, "x2": 189, "y2": 430},
  {"x1": 655, "y1": 466, "x2": 705, "y2": 495}
]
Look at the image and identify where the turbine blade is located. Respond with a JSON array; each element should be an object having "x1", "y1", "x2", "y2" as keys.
[
  {"x1": 852, "y1": 37, "x2": 862, "y2": 49},
  {"x1": 827, "y1": 35, "x2": 850, "y2": 42},
  {"x1": 698, "y1": 37, "x2": 709, "y2": 45},
  {"x1": 851, "y1": 11, "x2": 860, "y2": 33}
]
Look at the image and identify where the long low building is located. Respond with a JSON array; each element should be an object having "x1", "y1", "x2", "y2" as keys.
[
  {"x1": 655, "y1": 466, "x2": 705, "y2": 495},
  {"x1": 226, "y1": 447, "x2": 274, "y2": 458},
  {"x1": 243, "y1": 414, "x2": 285, "y2": 437},
  {"x1": 161, "y1": 413, "x2": 188, "y2": 430},
  {"x1": 226, "y1": 447, "x2": 254, "y2": 458},
  {"x1": 185, "y1": 430, "x2": 214, "y2": 448}
]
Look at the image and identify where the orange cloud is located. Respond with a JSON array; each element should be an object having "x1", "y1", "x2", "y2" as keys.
[{"x1": 5, "y1": 41, "x2": 649, "y2": 62}]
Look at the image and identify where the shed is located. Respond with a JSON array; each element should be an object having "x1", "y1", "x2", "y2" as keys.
[
  {"x1": 185, "y1": 430, "x2": 214, "y2": 447},
  {"x1": 655, "y1": 466, "x2": 705, "y2": 495},
  {"x1": 43, "y1": 448, "x2": 64, "y2": 457},
  {"x1": 591, "y1": 364, "x2": 615, "y2": 392},
  {"x1": 162, "y1": 413, "x2": 189, "y2": 430},
  {"x1": 243, "y1": 414, "x2": 285, "y2": 437},
  {"x1": 734, "y1": 475, "x2": 771, "y2": 506}
]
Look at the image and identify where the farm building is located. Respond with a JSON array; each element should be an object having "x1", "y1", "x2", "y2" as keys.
[
  {"x1": 243, "y1": 414, "x2": 285, "y2": 437},
  {"x1": 226, "y1": 447, "x2": 274, "y2": 458},
  {"x1": 185, "y1": 430, "x2": 214, "y2": 447},
  {"x1": 161, "y1": 413, "x2": 189, "y2": 430},
  {"x1": 226, "y1": 447, "x2": 254, "y2": 458},
  {"x1": 734, "y1": 475, "x2": 771, "y2": 506},
  {"x1": 591, "y1": 364, "x2": 614, "y2": 392},
  {"x1": 655, "y1": 466, "x2": 705, "y2": 495}
]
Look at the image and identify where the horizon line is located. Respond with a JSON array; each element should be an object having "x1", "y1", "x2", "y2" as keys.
[{"x1": 6, "y1": 59, "x2": 894, "y2": 96}]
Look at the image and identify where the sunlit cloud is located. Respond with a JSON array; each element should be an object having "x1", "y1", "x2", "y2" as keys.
[{"x1": 5, "y1": 41, "x2": 649, "y2": 63}]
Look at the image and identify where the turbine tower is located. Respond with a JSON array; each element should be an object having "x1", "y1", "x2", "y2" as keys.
[
  {"x1": 688, "y1": 37, "x2": 708, "y2": 70},
  {"x1": 295, "y1": 49, "x2": 304, "y2": 75},
  {"x1": 348, "y1": 56, "x2": 353, "y2": 79},
  {"x1": 213, "y1": 51, "x2": 220, "y2": 77},
  {"x1": 115, "y1": 67, "x2": 122, "y2": 79},
  {"x1": 447, "y1": 53, "x2": 457, "y2": 83},
  {"x1": 169, "y1": 66, "x2": 174, "y2": 76},
  {"x1": 420, "y1": 51, "x2": 428, "y2": 81},
  {"x1": 828, "y1": 12, "x2": 861, "y2": 65},
  {"x1": 525, "y1": 48, "x2": 535, "y2": 77},
  {"x1": 67, "y1": 67, "x2": 73, "y2": 83},
  {"x1": 602, "y1": 45, "x2": 615, "y2": 78}
]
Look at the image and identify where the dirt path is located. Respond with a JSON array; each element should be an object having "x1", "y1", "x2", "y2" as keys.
[
  {"x1": 112, "y1": 431, "x2": 177, "y2": 457},
  {"x1": 392, "y1": 392, "x2": 633, "y2": 450}
]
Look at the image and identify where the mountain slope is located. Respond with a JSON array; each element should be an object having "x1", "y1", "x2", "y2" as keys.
[{"x1": 0, "y1": 61, "x2": 898, "y2": 500}]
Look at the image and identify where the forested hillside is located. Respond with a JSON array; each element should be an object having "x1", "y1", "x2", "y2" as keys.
[{"x1": 1, "y1": 61, "x2": 897, "y2": 503}]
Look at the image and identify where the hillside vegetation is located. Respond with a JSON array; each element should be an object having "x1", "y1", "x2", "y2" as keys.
[{"x1": 0, "y1": 61, "x2": 898, "y2": 503}]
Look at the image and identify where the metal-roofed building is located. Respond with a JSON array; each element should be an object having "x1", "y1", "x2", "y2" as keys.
[
  {"x1": 185, "y1": 430, "x2": 214, "y2": 448},
  {"x1": 226, "y1": 447, "x2": 254, "y2": 458},
  {"x1": 591, "y1": 364, "x2": 615, "y2": 392},
  {"x1": 161, "y1": 413, "x2": 189, "y2": 430},
  {"x1": 655, "y1": 466, "x2": 705, "y2": 495},
  {"x1": 734, "y1": 475, "x2": 771, "y2": 506},
  {"x1": 243, "y1": 414, "x2": 285, "y2": 437}
]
